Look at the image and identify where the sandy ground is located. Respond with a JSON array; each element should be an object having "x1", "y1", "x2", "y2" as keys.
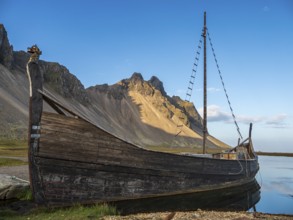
[
  {"x1": 102, "y1": 211, "x2": 293, "y2": 220},
  {"x1": 0, "y1": 156, "x2": 29, "y2": 181},
  {"x1": 0, "y1": 165, "x2": 29, "y2": 181}
]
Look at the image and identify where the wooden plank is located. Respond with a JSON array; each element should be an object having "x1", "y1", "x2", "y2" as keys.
[
  {"x1": 39, "y1": 131, "x2": 252, "y2": 176},
  {"x1": 40, "y1": 90, "x2": 83, "y2": 118},
  {"x1": 34, "y1": 156, "x2": 253, "y2": 205},
  {"x1": 42, "y1": 112, "x2": 139, "y2": 148}
]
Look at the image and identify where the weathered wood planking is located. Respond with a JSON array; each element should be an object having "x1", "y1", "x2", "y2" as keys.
[
  {"x1": 39, "y1": 112, "x2": 256, "y2": 175},
  {"x1": 32, "y1": 111, "x2": 259, "y2": 205},
  {"x1": 36, "y1": 156, "x2": 253, "y2": 205}
]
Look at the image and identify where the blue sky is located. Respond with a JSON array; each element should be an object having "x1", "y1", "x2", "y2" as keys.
[{"x1": 1, "y1": 0, "x2": 292, "y2": 152}]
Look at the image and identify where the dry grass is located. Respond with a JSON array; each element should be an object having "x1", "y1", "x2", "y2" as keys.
[
  {"x1": 1, "y1": 203, "x2": 118, "y2": 220},
  {"x1": 0, "y1": 158, "x2": 28, "y2": 167},
  {"x1": 0, "y1": 140, "x2": 28, "y2": 157}
]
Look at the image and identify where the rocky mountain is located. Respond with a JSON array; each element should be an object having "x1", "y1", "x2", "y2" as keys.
[
  {"x1": 0, "y1": 24, "x2": 13, "y2": 69},
  {"x1": 0, "y1": 24, "x2": 229, "y2": 151}
]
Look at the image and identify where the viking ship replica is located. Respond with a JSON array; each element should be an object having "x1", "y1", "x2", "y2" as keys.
[{"x1": 26, "y1": 12, "x2": 259, "y2": 206}]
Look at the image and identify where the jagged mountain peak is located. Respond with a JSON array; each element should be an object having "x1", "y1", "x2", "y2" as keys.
[
  {"x1": 0, "y1": 24, "x2": 14, "y2": 69},
  {"x1": 130, "y1": 72, "x2": 144, "y2": 82},
  {"x1": 120, "y1": 73, "x2": 166, "y2": 96},
  {"x1": 87, "y1": 72, "x2": 204, "y2": 135},
  {"x1": 148, "y1": 75, "x2": 167, "y2": 97},
  {"x1": 40, "y1": 61, "x2": 90, "y2": 105},
  {"x1": 90, "y1": 73, "x2": 159, "y2": 99}
]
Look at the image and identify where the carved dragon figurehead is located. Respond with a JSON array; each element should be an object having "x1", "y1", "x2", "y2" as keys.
[
  {"x1": 27, "y1": 45, "x2": 42, "y2": 63},
  {"x1": 26, "y1": 45, "x2": 42, "y2": 97}
]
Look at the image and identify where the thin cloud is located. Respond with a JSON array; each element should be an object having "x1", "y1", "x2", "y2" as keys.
[
  {"x1": 265, "y1": 114, "x2": 289, "y2": 128},
  {"x1": 208, "y1": 87, "x2": 221, "y2": 93},
  {"x1": 263, "y1": 6, "x2": 270, "y2": 12},
  {"x1": 199, "y1": 105, "x2": 264, "y2": 124},
  {"x1": 235, "y1": 114, "x2": 290, "y2": 128},
  {"x1": 266, "y1": 113, "x2": 287, "y2": 125},
  {"x1": 198, "y1": 105, "x2": 290, "y2": 129},
  {"x1": 175, "y1": 87, "x2": 221, "y2": 97},
  {"x1": 236, "y1": 115, "x2": 265, "y2": 124},
  {"x1": 196, "y1": 87, "x2": 221, "y2": 93},
  {"x1": 198, "y1": 105, "x2": 231, "y2": 122},
  {"x1": 175, "y1": 89, "x2": 185, "y2": 95}
]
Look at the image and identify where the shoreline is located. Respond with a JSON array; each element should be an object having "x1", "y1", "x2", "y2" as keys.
[{"x1": 256, "y1": 151, "x2": 293, "y2": 157}]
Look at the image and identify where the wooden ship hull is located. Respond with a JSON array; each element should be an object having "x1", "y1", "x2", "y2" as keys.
[
  {"x1": 31, "y1": 112, "x2": 260, "y2": 206},
  {"x1": 29, "y1": 109, "x2": 258, "y2": 206},
  {"x1": 26, "y1": 74, "x2": 259, "y2": 206},
  {"x1": 26, "y1": 10, "x2": 259, "y2": 206}
]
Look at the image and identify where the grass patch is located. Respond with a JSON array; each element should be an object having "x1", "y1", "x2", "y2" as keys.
[
  {"x1": 1, "y1": 203, "x2": 118, "y2": 220},
  {"x1": 0, "y1": 158, "x2": 28, "y2": 167},
  {"x1": 0, "y1": 140, "x2": 28, "y2": 157},
  {"x1": 17, "y1": 187, "x2": 33, "y2": 201},
  {"x1": 0, "y1": 139, "x2": 27, "y2": 147}
]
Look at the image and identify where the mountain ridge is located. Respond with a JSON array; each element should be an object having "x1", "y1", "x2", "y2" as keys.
[{"x1": 0, "y1": 24, "x2": 230, "y2": 151}]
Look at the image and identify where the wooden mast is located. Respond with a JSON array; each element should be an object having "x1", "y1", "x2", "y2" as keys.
[{"x1": 203, "y1": 11, "x2": 207, "y2": 154}]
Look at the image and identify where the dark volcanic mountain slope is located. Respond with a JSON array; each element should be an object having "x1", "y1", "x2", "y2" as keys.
[
  {"x1": 87, "y1": 73, "x2": 228, "y2": 149},
  {"x1": 0, "y1": 24, "x2": 13, "y2": 69},
  {"x1": 0, "y1": 23, "x2": 229, "y2": 150}
]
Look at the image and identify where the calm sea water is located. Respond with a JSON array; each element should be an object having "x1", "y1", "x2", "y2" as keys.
[{"x1": 254, "y1": 155, "x2": 293, "y2": 215}]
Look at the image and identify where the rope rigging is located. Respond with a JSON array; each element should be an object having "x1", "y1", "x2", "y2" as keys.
[
  {"x1": 175, "y1": 33, "x2": 203, "y2": 136},
  {"x1": 175, "y1": 27, "x2": 243, "y2": 140},
  {"x1": 185, "y1": 34, "x2": 203, "y2": 102},
  {"x1": 206, "y1": 28, "x2": 243, "y2": 139}
]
